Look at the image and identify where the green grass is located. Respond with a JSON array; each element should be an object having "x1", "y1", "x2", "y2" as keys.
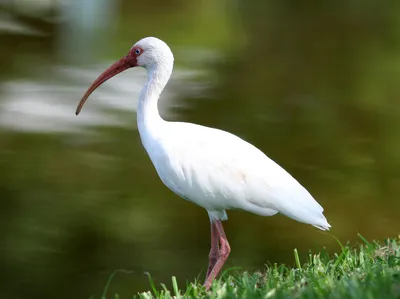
[{"x1": 102, "y1": 235, "x2": 400, "y2": 299}]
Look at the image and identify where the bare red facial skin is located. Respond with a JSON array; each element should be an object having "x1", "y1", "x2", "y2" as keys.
[
  {"x1": 131, "y1": 46, "x2": 143, "y2": 57},
  {"x1": 75, "y1": 47, "x2": 143, "y2": 115}
]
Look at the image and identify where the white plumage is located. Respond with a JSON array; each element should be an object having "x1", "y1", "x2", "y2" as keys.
[
  {"x1": 76, "y1": 37, "x2": 330, "y2": 290},
  {"x1": 145, "y1": 122, "x2": 329, "y2": 229}
]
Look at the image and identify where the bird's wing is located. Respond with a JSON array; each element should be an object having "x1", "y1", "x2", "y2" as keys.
[{"x1": 163, "y1": 122, "x2": 330, "y2": 230}]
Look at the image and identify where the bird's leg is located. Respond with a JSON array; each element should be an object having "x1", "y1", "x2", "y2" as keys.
[
  {"x1": 206, "y1": 221, "x2": 219, "y2": 278},
  {"x1": 204, "y1": 220, "x2": 231, "y2": 290}
]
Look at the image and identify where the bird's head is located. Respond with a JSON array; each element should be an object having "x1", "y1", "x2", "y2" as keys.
[
  {"x1": 75, "y1": 37, "x2": 174, "y2": 115},
  {"x1": 133, "y1": 37, "x2": 174, "y2": 69}
]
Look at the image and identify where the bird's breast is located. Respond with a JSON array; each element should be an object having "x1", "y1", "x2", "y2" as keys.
[{"x1": 144, "y1": 143, "x2": 232, "y2": 211}]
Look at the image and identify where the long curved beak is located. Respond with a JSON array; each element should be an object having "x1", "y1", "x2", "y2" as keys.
[{"x1": 75, "y1": 54, "x2": 137, "y2": 115}]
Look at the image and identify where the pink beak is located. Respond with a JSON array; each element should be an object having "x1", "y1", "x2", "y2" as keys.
[{"x1": 75, "y1": 53, "x2": 138, "y2": 115}]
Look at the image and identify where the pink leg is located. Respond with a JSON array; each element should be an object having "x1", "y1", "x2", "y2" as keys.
[
  {"x1": 204, "y1": 220, "x2": 231, "y2": 290},
  {"x1": 206, "y1": 221, "x2": 219, "y2": 278}
]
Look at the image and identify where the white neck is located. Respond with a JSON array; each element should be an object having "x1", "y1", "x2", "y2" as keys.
[{"x1": 137, "y1": 63, "x2": 172, "y2": 144}]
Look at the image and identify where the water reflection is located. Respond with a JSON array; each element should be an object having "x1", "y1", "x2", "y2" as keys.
[
  {"x1": 0, "y1": 63, "x2": 204, "y2": 132},
  {"x1": 1, "y1": 1, "x2": 400, "y2": 299}
]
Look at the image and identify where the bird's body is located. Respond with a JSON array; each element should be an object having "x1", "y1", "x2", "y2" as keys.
[
  {"x1": 76, "y1": 37, "x2": 330, "y2": 290},
  {"x1": 142, "y1": 120, "x2": 329, "y2": 229}
]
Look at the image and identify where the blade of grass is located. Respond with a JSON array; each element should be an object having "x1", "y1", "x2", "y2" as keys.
[
  {"x1": 144, "y1": 272, "x2": 159, "y2": 297},
  {"x1": 102, "y1": 269, "x2": 134, "y2": 299},
  {"x1": 294, "y1": 248, "x2": 302, "y2": 270},
  {"x1": 172, "y1": 276, "x2": 181, "y2": 299}
]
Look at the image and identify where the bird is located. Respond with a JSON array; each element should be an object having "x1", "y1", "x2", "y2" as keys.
[{"x1": 75, "y1": 37, "x2": 331, "y2": 290}]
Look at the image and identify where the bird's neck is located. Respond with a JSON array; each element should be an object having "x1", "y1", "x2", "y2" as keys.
[{"x1": 137, "y1": 63, "x2": 172, "y2": 142}]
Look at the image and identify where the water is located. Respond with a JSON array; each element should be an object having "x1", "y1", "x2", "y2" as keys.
[
  {"x1": 0, "y1": 63, "x2": 204, "y2": 132},
  {"x1": 1, "y1": 1, "x2": 400, "y2": 298}
]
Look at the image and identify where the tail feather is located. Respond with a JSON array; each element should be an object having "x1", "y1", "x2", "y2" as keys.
[
  {"x1": 312, "y1": 213, "x2": 331, "y2": 231},
  {"x1": 313, "y1": 222, "x2": 331, "y2": 231}
]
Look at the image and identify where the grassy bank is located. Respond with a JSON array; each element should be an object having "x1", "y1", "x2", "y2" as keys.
[{"x1": 118, "y1": 236, "x2": 400, "y2": 299}]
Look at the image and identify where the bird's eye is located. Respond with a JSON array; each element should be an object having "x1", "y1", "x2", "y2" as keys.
[{"x1": 134, "y1": 48, "x2": 141, "y2": 55}]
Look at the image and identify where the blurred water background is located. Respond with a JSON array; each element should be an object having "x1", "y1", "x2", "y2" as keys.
[{"x1": 1, "y1": 0, "x2": 400, "y2": 298}]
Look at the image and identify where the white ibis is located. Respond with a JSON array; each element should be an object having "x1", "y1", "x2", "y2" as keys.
[{"x1": 75, "y1": 37, "x2": 331, "y2": 290}]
